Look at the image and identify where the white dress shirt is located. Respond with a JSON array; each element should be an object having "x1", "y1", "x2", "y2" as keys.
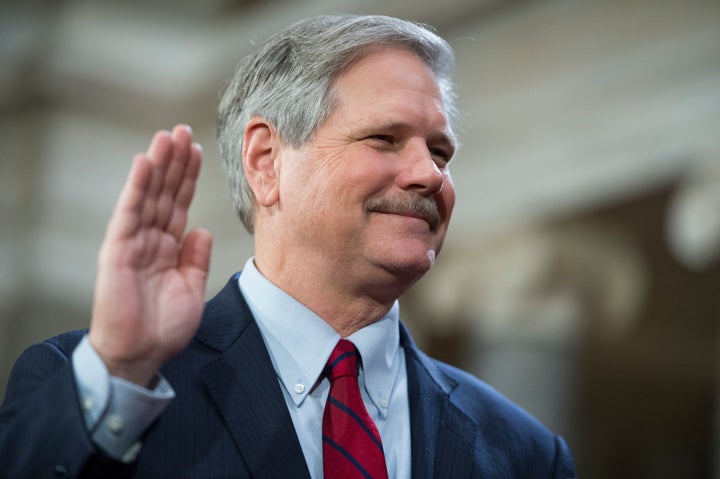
[
  {"x1": 239, "y1": 258, "x2": 411, "y2": 478},
  {"x1": 72, "y1": 258, "x2": 411, "y2": 477}
]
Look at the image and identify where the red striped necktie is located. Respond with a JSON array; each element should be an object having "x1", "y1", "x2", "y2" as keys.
[{"x1": 322, "y1": 339, "x2": 389, "y2": 479}]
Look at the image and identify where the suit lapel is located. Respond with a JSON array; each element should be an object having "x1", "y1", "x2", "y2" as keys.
[
  {"x1": 401, "y1": 324, "x2": 477, "y2": 479},
  {"x1": 191, "y1": 277, "x2": 476, "y2": 478},
  {"x1": 196, "y1": 276, "x2": 311, "y2": 479}
]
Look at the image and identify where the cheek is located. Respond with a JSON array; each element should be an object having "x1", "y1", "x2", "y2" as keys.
[
  {"x1": 294, "y1": 175, "x2": 353, "y2": 226},
  {"x1": 282, "y1": 156, "x2": 337, "y2": 209},
  {"x1": 439, "y1": 174, "x2": 456, "y2": 217},
  {"x1": 287, "y1": 146, "x2": 395, "y2": 215}
]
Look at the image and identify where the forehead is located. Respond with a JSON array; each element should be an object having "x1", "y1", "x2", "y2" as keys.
[
  {"x1": 329, "y1": 47, "x2": 453, "y2": 135},
  {"x1": 333, "y1": 47, "x2": 442, "y2": 100}
]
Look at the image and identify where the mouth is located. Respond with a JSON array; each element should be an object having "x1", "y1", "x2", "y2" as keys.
[
  {"x1": 378, "y1": 210, "x2": 437, "y2": 229},
  {"x1": 367, "y1": 196, "x2": 442, "y2": 231}
]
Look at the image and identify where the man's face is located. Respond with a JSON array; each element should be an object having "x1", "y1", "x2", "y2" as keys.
[{"x1": 277, "y1": 47, "x2": 457, "y2": 286}]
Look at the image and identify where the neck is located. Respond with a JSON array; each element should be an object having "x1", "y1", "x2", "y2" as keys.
[
  {"x1": 253, "y1": 219, "x2": 425, "y2": 335},
  {"x1": 253, "y1": 254, "x2": 412, "y2": 338}
]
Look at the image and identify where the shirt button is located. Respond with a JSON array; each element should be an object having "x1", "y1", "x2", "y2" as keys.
[
  {"x1": 294, "y1": 383, "x2": 305, "y2": 394},
  {"x1": 107, "y1": 415, "x2": 125, "y2": 435},
  {"x1": 379, "y1": 398, "x2": 389, "y2": 409},
  {"x1": 81, "y1": 396, "x2": 94, "y2": 412}
]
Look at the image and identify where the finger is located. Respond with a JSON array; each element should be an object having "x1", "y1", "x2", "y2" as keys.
[
  {"x1": 141, "y1": 131, "x2": 174, "y2": 227},
  {"x1": 166, "y1": 142, "x2": 202, "y2": 240},
  {"x1": 178, "y1": 142, "x2": 203, "y2": 207},
  {"x1": 178, "y1": 227, "x2": 213, "y2": 290},
  {"x1": 162, "y1": 125, "x2": 194, "y2": 202},
  {"x1": 105, "y1": 153, "x2": 154, "y2": 241},
  {"x1": 156, "y1": 125, "x2": 194, "y2": 230},
  {"x1": 167, "y1": 125, "x2": 194, "y2": 200},
  {"x1": 146, "y1": 129, "x2": 174, "y2": 171}
]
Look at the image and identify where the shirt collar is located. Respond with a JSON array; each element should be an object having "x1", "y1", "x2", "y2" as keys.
[{"x1": 238, "y1": 258, "x2": 402, "y2": 419}]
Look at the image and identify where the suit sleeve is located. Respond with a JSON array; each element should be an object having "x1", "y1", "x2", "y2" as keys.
[
  {"x1": 552, "y1": 435, "x2": 577, "y2": 479},
  {"x1": 0, "y1": 338, "x2": 136, "y2": 478}
]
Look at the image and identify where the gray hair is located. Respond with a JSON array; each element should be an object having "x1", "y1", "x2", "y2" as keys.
[{"x1": 217, "y1": 14, "x2": 456, "y2": 233}]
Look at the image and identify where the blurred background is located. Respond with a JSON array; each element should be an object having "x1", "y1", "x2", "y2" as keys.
[{"x1": 1, "y1": 0, "x2": 719, "y2": 477}]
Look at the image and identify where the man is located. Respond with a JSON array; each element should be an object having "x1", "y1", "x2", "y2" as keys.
[{"x1": 0, "y1": 14, "x2": 576, "y2": 478}]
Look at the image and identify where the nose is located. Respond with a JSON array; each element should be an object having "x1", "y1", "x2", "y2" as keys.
[{"x1": 396, "y1": 141, "x2": 445, "y2": 196}]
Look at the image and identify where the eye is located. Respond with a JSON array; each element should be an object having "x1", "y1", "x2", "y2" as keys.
[
  {"x1": 429, "y1": 147, "x2": 452, "y2": 165},
  {"x1": 364, "y1": 134, "x2": 399, "y2": 153},
  {"x1": 367, "y1": 134, "x2": 396, "y2": 144}
]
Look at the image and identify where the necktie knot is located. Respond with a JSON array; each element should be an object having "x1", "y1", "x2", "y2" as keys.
[
  {"x1": 325, "y1": 339, "x2": 359, "y2": 382},
  {"x1": 323, "y1": 339, "x2": 389, "y2": 479}
]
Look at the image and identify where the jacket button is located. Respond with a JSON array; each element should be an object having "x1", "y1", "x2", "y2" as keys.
[{"x1": 54, "y1": 465, "x2": 70, "y2": 477}]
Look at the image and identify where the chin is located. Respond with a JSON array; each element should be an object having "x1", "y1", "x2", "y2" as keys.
[
  {"x1": 364, "y1": 233, "x2": 442, "y2": 279},
  {"x1": 377, "y1": 247, "x2": 437, "y2": 282}
]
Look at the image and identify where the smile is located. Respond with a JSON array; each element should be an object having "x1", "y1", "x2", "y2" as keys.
[{"x1": 368, "y1": 202, "x2": 441, "y2": 231}]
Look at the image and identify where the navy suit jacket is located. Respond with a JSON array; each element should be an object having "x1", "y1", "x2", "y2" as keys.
[{"x1": 0, "y1": 275, "x2": 576, "y2": 478}]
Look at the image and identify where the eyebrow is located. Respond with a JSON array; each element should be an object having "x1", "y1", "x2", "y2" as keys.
[{"x1": 363, "y1": 121, "x2": 458, "y2": 151}]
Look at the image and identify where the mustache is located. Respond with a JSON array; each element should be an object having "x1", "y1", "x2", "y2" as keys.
[{"x1": 366, "y1": 194, "x2": 441, "y2": 230}]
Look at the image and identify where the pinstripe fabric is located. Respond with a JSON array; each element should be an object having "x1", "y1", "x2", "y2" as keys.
[
  {"x1": 322, "y1": 340, "x2": 389, "y2": 479},
  {"x1": 0, "y1": 275, "x2": 576, "y2": 478}
]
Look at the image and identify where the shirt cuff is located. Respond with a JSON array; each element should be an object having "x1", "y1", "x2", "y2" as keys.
[{"x1": 72, "y1": 335, "x2": 175, "y2": 461}]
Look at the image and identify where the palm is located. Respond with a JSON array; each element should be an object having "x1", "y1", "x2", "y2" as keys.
[{"x1": 89, "y1": 125, "x2": 212, "y2": 385}]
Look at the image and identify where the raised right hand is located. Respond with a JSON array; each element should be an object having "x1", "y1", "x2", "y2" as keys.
[{"x1": 88, "y1": 125, "x2": 212, "y2": 386}]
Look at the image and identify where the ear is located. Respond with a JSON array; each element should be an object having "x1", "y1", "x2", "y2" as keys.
[{"x1": 242, "y1": 117, "x2": 280, "y2": 207}]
